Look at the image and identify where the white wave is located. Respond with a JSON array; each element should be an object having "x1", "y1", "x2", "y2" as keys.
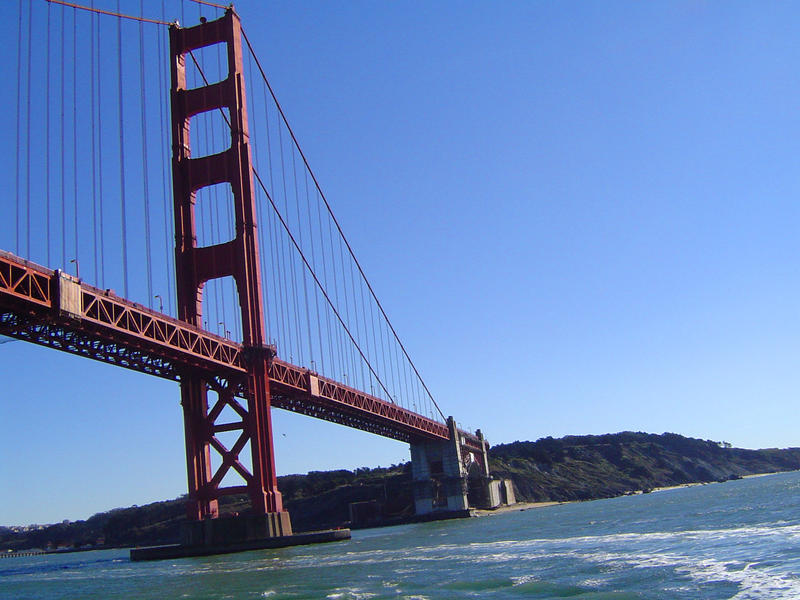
[
  {"x1": 501, "y1": 522, "x2": 800, "y2": 548},
  {"x1": 578, "y1": 549, "x2": 800, "y2": 599},
  {"x1": 326, "y1": 588, "x2": 378, "y2": 599},
  {"x1": 677, "y1": 558, "x2": 800, "y2": 600},
  {"x1": 511, "y1": 574, "x2": 539, "y2": 586}
]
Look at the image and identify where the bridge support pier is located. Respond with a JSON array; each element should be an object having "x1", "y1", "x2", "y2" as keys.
[
  {"x1": 410, "y1": 417, "x2": 469, "y2": 514},
  {"x1": 181, "y1": 512, "x2": 292, "y2": 547}
]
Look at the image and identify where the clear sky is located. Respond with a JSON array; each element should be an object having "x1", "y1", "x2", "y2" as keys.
[{"x1": 2, "y1": 0, "x2": 800, "y2": 526}]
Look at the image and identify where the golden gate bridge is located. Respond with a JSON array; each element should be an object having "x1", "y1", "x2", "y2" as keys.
[{"x1": 1, "y1": 0, "x2": 512, "y2": 558}]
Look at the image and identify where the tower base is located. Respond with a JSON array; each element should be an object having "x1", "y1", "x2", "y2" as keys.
[
  {"x1": 130, "y1": 512, "x2": 349, "y2": 561},
  {"x1": 181, "y1": 512, "x2": 292, "y2": 546}
]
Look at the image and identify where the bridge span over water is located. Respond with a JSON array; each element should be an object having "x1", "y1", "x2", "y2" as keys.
[{"x1": 2, "y1": 2, "x2": 513, "y2": 556}]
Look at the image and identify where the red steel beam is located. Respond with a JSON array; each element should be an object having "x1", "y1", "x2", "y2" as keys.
[
  {"x1": 169, "y1": 8, "x2": 283, "y2": 521},
  {"x1": 0, "y1": 251, "x2": 488, "y2": 448},
  {"x1": 268, "y1": 359, "x2": 450, "y2": 441},
  {"x1": 0, "y1": 250, "x2": 245, "y2": 376}
]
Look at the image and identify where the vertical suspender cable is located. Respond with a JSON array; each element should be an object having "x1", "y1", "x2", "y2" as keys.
[
  {"x1": 277, "y1": 122, "x2": 300, "y2": 361},
  {"x1": 139, "y1": 0, "x2": 153, "y2": 306},
  {"x1": 220, "y1": 45, "x2": 233, "y2": 334},
  {"x1": 25, "y1": 0, "x2": 32, "y2": 259},
  {"x1": 190, "y1": 47, "x2": 217, "y2": 331},
  {"x1": 242, "y1": 31, "x2": 446, "y2": 420},
  {"x1": 337, "y1": 232, "x2": 355, "y2": 385},
  {"x1": 401, "y1": 346, "x2": 412, "y2": 411},
  {"x1": 378, "y1": 318, "x2": 389, "y2": 401},
  {"x1": 305, "y1": 171, "x2": 325, "y2": 374},
  {"x1": 90, "y1": 2, "x2": 99, "y2": 284},
  {"x1": 248, "y1": 53, "x2": 272, "y2": 343},
  {"x1": 60, "y1": 5, "x2": 66, "y2": 267},
  {"x1": 251, "y1": 168, "x2": 396, "y2": 401},
  {"x1": 117, "y1": 0, "x2": 129, "y2": 298},
  {"x1": 159, "y1": 0, "x2": 173, "y2": 314},
  {"x1": 46, "y1": 2, "x2": 52, "y2": 266},
  {"x1": 315, "y1": 187, "x2": 335, "y2": 377},
  {"x1": 291, "y1": 150, "x2": 313, "y2": 365},
  {"x1": 264, "y1": 99, "x2": 288, "y2": 350},
  {"x1": 96, "y1": 10, "x2": 106, "y2": 288},
  {"x1": 366, "y1": 281, "x2": 382, "y2": 397},
  {"x1": 348, "y1": 258, "x2": 365, "y2": 390},
  {"x1": 327, "y1": 210, "x2": 346, "y2": 383},
  {"x1": 15, "y1": 2, "x2": 23, "y2": 255},
  {"x1": 73, "y1": 7, "x2": 79, "y2": 274},
  {"x1": 359, "y1": 276, "x2": 373, "y2": 394},
  {"x1": 211, "y1": 119, "x2": 224, "y2": 332}
]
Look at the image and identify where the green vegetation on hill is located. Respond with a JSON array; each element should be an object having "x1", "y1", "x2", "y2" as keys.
[
  {"x1": 490, "y1": 432, "x2": 800, "y2": 501},
  {"x1": 3, "y1": 432, "x2": 799, "y2": 552},
  {"x1": 0, "y1": 464, "x2": 410, "y2": 552}
]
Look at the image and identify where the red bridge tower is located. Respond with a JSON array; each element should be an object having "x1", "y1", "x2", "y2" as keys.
[{"x1": 169, "y1": 9, "x2": 291, "y2": 541}]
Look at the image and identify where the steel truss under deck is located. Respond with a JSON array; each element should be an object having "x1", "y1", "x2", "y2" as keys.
[{"x1": 0, "y1": 250, "x2": 471, "y2": 447}]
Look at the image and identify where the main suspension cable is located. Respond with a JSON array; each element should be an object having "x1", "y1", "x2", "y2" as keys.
[
  {"x1": 45, "y1": 0, "x2": 172, "y2": 26},
  {"x1": 240, "y1": 27, "x2": 446, "y2": 421},
  {"x1": 186, "y1": 0, "x2": 228, "y2": 10}
]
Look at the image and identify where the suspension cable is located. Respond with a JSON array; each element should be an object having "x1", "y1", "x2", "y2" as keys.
[
  {"x1": 72, "y1": 7, "x2": 79, "y2": 275},
  {"x1": 59, "y1": 3, "x2": 65, "y2": 267},
  {"x1": 254, "y1": 168, "x2": 396, "y2": 402},
  {"x1": 186, "y1": 0, "x2": 229, "y2": 9},
  {"x1": 15, "y1": 2, "x2": 23, "y2": 255},
  {"x1": 96, "y1": 8, "x2": 106, "y2": 288},
  {"x1": 90, "y1": 1, "x2": 99, "y2": 284},
  {"x1": 46, "y1": 2, "x2": 52, "y2": 266},
  {"x1": 25, "y1": 0, "x2": 32, "y2": 259},
  {"x1": 187, "y1": 50, "x2": 397, "y2": 404},
  {"x1": 45, "y1": 0, "x2": 172, "y2": 26},
  {"x1": 117, "y1": 0, "x2": 129, "y2": 297},
  {"x1": 240, "y1": 28, "x2": 446, "y2": 420},
  {"x1": 139, "y1": 0, "x2": 153, "y2": 306}
]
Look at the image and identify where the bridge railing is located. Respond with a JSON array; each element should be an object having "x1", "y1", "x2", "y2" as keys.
[{"x1": 0, "y1": 250, "x2": 464, "y2": 445}]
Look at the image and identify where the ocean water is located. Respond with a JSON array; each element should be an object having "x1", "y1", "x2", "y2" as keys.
[{"x1": 3, "y1": 471, "x2": 800, "y2": 599}]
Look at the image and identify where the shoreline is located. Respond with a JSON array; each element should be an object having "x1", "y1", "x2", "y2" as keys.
[
  {"x1": 648, "y1": 471, "x2": 783, "y2": 495},
  {"x1": 3, "y1": 471, "x2": 794, "y2": 554},
  {"x1": 474, "y1": 470, "x2": 791, "y2": 518},
  {"x1": 473, "y1": 501, "x2": 566, "y2": 517}
]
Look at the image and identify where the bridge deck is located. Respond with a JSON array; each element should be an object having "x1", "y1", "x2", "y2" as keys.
[{"x1": 0, "y1": 251, "x2": 479, "y2": 446}]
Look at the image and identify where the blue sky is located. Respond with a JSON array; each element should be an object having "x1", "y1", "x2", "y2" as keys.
[{"x1": 2, "y1": 0, "x2": 800, "y2": 525}]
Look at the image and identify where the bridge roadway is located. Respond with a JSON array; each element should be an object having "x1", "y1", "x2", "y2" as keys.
[{"x1": 0, "y1": 250, "x2": 483, "y2": 452}]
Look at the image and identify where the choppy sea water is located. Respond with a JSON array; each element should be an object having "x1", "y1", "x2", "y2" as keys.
[{"x1": 3, "y1": 471, "x2": 800, "y2": 599}]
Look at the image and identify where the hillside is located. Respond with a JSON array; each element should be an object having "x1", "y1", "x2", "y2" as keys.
[
  {"x1": 0, "y1": 464, "x2": 411, "y2": 552},
  {"x1": 3, "y1": 432, "x2": 799, "y2": 552},
  {"x1": 490, "y1": 432, "x2": 800, "y2": 501}
]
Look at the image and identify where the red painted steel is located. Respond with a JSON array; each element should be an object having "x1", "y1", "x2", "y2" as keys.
[
  {"x1": 0, "y1": 251, "x2": 244, "y2": 376},
  {"x1": 268, "y1": 359, "x2": 451, "y2": 441},
  {"x1": 0, "y1": 253, "x2": 485, "y2": 448},
  {"x1": 0, "y1": 251, "x2": 51, "y2": 309},
  {"x1": 0, "y1": 9, "x2": 497, "y2": 529},
  {"x1": 169, "y1": 8, "x2": 283, "y2": 520}
]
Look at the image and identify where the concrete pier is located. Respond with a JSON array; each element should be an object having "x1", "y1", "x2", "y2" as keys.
[
  {"x1": 410, "y1": 418, "x2": 517, "y2": 515},
  {"x1": 130, "y1": 528, "x2": 350, "y2": 561},
  {"x1": 180, "y1": 512, "x2": 292, "y2": 547},
  {"x1": 130, "y1": 512, "x2": 348, "y2": 561},
  {"x1": 410, "y1": 417, "x2": 469, "y2": 514}
]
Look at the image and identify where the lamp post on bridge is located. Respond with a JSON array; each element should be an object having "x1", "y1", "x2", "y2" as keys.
[{"x1": 69, "y1": 258, "x2": 80, "y2": 280}]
